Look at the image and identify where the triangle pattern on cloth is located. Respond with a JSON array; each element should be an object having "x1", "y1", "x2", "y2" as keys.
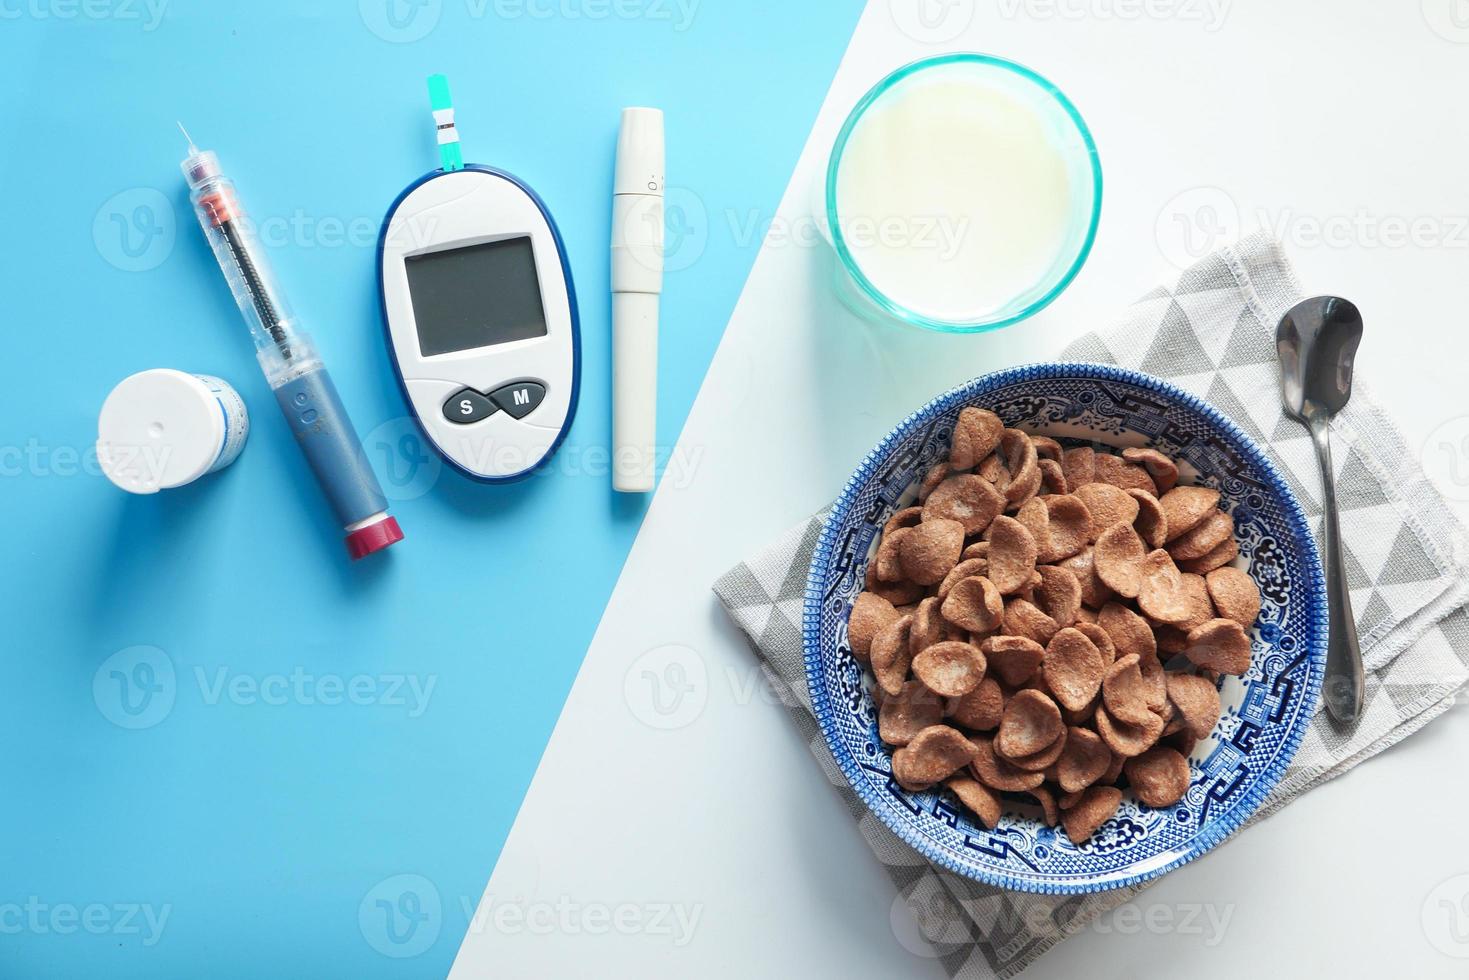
[
  {"x1": 1216, "y1": 359, "x2": 1287, "y2": 445},
  {"x1": 1374, "y1": 580, "x2": 1451, "y2": 627},
  {"x1": 1202, "y1": 375, "x2": 1271, "y2": 447},
  {"x1": 1356, "y1": 591, "x2": 1394, "y2": 639},
  {"x1": 748, "y1": 554, "x2": 790, "y2": 605},
  {"x1": 1217, "y1": 307, "x2": 1278, "y2": 369},
  {"x1": 717, "y1": 562, "x2": 773, "y2": 611},
  {"x1": 1377, "y1": 525, "x2": 1444, "y2": 586},
  {"x1": 776, "y1": 528, "x2": 820, "y2": 602},
  {"x1": 1336, "y1": 450, "x2": 1391, "y2": 511},
  {"x1": 741, "y1": 603, "x2": 778, "y2": 648},
  {"x1": 1173, "y1": 252, "x2": 1235, "y2": 294},
  {"x1": 1175, "y1": 288, "x2": 1250, "y2": 367},
  {"x1": 775, "y1": 596, "x2": 806, "y2": 635},
  {"x1": 1139, "y1": 300, "x2": 1218, "y2": 379},
  {"x1": 1270, "y1": 438, "x2": 1325, "y2": 514},
  {"x1": 1098, "y1": 293, "x2": 1178, "y2": 366},
  {"x1": 714, "y1": 562, "x2": 782, "y2": 642},
  {"x1": 757, "y1": 610, "x2": 802, "y2": 672},
  {"x1": 1287, "y1": 723, "x2": 1331, "y2": 772},
  {"x1": 1382, "y1": 679, "x2": 1445, "y2": 716},
  {"x1": 1272, "y1": 414, "x2": 1310, "y2": 443},
  {"x1": 960, "y1": 891, "x2": 1007, "y2": 934},
  {"x1": 1388, "y1": 622, "x2": 1469, "y2": 686},
  {"x1": 1342, "y1": 504, "x2": 1408, "y2": 583},
  {"x1": 1341, "y1": 547, "x2": 1375, "y2": 592},
  {"x1": 1438, "y1": 606, "x2": 1469, "y2": 650},
  {"x1": 1309, "y1": 699, "x2": 1360, "y2": 757},
  {"x1": 1062, "y1": 331, "x2": 1117, "y2": 366}
]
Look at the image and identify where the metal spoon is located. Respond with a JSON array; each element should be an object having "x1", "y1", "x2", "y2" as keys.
[{"x1": 1276, "y1": 296, "x2": 1365, "y2": 726}]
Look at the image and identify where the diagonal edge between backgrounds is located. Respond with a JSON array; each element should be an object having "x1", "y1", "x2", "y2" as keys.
[{"x1": 445, "y1": 8, "x2": 882, "y2": 977}]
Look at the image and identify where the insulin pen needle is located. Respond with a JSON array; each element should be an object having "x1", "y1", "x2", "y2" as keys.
[{"x1": 177, "y1": 121, "x2": 199, "y2": 156}]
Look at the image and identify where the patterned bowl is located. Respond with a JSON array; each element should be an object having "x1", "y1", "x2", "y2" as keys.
[{"x1": 803, "y1": 363, "x2": 1327, "y2": 894}]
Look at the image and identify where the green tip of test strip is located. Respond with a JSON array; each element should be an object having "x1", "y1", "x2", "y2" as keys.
[
  {"x1": 427, "y1": 73, "x2": 463, "y2": 172},
  {"x1": 427, "y1": 73, "x2": 452, "y2": 110}
]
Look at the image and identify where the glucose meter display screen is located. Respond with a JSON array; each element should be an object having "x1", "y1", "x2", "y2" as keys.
[{"x1": 406, "y1": 237, "x2": 549, "y2": 357}]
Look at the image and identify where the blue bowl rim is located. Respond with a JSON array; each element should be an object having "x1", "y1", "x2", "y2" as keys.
[{"x1": 802, "y1": 361, "x2": 1328, "y2": 894}]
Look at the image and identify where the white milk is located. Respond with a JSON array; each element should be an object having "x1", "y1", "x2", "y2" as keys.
[{"x1": 834, "y1": 67, "x2": 1083, "y2": 324}]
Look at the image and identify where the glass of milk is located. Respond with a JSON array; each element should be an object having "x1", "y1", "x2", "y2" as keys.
[{"x1": 822, "y1": 54, "x2": 1101, "y2": 332}]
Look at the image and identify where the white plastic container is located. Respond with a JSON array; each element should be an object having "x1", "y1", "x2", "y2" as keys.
[{"x1": 97, "y1": 369, "x2": 249, "y2": 494}]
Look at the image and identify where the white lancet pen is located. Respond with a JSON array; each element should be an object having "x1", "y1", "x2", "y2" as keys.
[{"x1": 610, "y1": 107, "x2": 664, "y2": 493}]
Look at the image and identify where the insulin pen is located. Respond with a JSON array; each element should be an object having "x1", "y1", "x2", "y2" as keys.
[{"x1": 180, "y1": 130, "x2": 404, "y2": 560}]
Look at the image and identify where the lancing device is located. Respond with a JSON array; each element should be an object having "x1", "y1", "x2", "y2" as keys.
[
  {"x1": 180, "y1": 128, "x2": 404, "y2": 560},
  {"x1": 610, "y1": 107, "x2": 664, "y2": 493}
]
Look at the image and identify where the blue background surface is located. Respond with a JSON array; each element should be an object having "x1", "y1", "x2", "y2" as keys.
[{"x1": 0, "y1": 1, "x2": 861, "y2": 975}]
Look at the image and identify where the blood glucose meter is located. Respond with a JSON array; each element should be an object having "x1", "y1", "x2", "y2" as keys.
[{"x1": 377, "y1": 76, "x2": 580, "y2": 482}]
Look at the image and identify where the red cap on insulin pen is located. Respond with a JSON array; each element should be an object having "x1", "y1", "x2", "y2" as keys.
[{"x1": 346, "y1": 515, "x2": 405, "y2": 560}]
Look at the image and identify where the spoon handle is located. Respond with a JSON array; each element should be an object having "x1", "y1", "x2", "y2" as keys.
[{"x1": 1308, "y1": 411, "x2": 1365, "y2": 725}]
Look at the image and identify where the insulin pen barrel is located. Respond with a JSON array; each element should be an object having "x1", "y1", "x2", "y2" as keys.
[{"x1": 182, "y1": 150, "x2": 403, "y2": 560}]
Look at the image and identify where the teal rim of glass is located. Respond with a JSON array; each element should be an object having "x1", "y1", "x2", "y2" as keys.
[{"x1": 824, "y1": 53, "x2": 1103, "y2": 334}]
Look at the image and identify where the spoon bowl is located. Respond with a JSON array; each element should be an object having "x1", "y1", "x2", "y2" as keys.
[{"x1": 1277, "y1": 296, "x2": 1363, "y2": 420}]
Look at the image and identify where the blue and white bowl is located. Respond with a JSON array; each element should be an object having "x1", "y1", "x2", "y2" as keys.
[{"x1": 803, "y1": 363, "x2": 1327, "y2": 894}]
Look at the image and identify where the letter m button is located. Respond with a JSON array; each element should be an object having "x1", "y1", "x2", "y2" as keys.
[{"x1": 490, "y1": 381, "x2": 547, "y2": 419}]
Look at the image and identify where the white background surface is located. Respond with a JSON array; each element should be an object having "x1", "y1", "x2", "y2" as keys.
[{"x1": 450, "y1": 1, "x2": 1469, "y2": 976}]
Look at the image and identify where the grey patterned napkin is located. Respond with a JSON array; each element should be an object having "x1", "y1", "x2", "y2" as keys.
[{"x1": 713, "y1": 234, "x2": 1469, "y2": 979}]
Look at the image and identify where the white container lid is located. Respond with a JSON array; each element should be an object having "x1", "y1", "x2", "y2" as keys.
[{"x1": 97, "y1": 369, "x2": 228, "y2": 494}]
